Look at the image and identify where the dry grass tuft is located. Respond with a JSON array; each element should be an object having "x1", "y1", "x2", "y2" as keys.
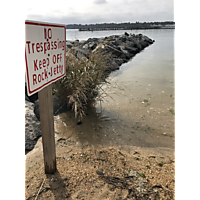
[{"x1": 53, "y1": 50, "x2": 111, "y2": 121}]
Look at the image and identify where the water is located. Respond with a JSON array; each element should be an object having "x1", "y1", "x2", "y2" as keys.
[{"x1": 55, "y1": 29, "x2": 175, "y2": 152}]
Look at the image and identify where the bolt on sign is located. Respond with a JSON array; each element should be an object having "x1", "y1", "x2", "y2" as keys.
[{"x1": 25, "y1": 20, "x2": 66, "y2": 96}]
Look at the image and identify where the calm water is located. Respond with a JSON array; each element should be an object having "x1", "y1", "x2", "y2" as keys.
[{"x1": 56, "y1": 29, "x2": 175, "y2": 152}]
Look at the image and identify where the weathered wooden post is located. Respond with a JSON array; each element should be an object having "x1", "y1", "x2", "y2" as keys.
[
  {"x1": 38, "y1": 84, "x2": 56, "y2": 173},
  {"x1": 25, "y1": 20, "x2": 66, "y2": 174}
]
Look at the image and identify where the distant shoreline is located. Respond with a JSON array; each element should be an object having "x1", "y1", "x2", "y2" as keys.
[
  {"x1": 78, "y1": 27, "x2": 175, "y2": 31},
  {"x1": 66, "y1": 21, "x2": 175, "y2": 31}
]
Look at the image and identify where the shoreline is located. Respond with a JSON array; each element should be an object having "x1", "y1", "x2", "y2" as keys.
[
  {"x1": 78, "y1": 27, "x2": 175, "y2": 31},
  {"x1": 26, "y1": 32, "x2": 155, "y2": 152}
]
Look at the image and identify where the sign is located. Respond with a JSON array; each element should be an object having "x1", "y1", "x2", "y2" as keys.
[
  {"x1": 25, "y1": 20, "x2": 66, "y2": 174},
  {"x1": 25, "y1": 20, "x2": 66, "y2": 96}
]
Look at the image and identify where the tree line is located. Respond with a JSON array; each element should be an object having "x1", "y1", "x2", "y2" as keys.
[{"x1": 66, "y1": 21, "x2": 175, "y2": 29}]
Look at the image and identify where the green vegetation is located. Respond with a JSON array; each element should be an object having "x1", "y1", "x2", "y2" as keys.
[
  {"x1": 158, "y1": 162, "x2": 164, "y2": 167},
  {"x1": 70, "y1": 156, "x2": 74, "y2": 160},
  {"x1": 138, "y1": 173, "x2": 146, "y2": 178},
  {"x1": 169, "y1": 109, "x2": 175, "y2": 115},
  {"x1": 144, "y1": 99, "x2": 148, "y2": 103}
]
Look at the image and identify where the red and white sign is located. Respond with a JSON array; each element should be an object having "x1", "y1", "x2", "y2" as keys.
[{"x1": 25, "y1": 20, "x2": 66, "y2": 96}]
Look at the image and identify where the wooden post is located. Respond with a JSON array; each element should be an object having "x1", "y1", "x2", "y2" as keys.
[{"x1": 38, "y1": 84, "x2": 56, "y2": 174}]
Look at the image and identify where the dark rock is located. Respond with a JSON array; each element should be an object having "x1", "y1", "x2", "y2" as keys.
[
  {"x1": 115, "y1": 38, "x2": 126, "y2": 46},
  {"x1": 88, "y1": 42, "x2": 98, "y2": 50},
  {"x1": 110, "y1": 40, "x2": 119, "y2": 47},
  {"x1": 140, "y1": 41, "x2": 149, "y2": 48},
  {"x1": 25, "y1": 100, "x2": 41, "y2": 151},
  {"x1": 34, "y1": 96, "x2": 67, "y2": 121},
  {"x1": 105, "y1": 65, "x2": 120, "y2": 72},
  {"x1": 87, "y1": 37, "x2": 99, "y2": 43},
  {"x1": 133, "y1": 40, "x2": 143, "y2": 50},
  {"x1": 124, "y1": 32, "x2": 129, "y2": 36},
  {"x1": 142, "y1": 35, "x2": 154, "y2": 44},
  {"x1": 82, "y1": 39, "x2": 97, "y2": 50},
  {"x1": 115, "y1": 58, "x2": 125, "y2": 66},
  {"x1": 66, "y1": 42, "x2": 73, "y2": 49},
  {"x1": 116, "y1": 46, "x2": 133, "y2": 60},
  {"x1": 124, "y1": 46, "x2": 139, "y2": 54},
  {"x1": 71, "y1": 47, "x2": 91, "y2": 59},
  {"x1": 96, "y1": 170, "x2": 104, "y2": 176},
  {"x1": 25, "y1": 94, "x2": 30, "y2": 102},
  {"x1": 104, "y1": 45, "x2": 124, "y2": 57},
  {"x1": 33, "y1": 101, "x2": 40, "y2": 121},
  {"x1": 25, "y1": 81, "x2": 38, "y2": 103},
  {"x1": 119, "y1": 35, "x2": 127, "y2": 42},
  {"x1": 28, "y1": 93, "x2": 38, "y2": 103}
]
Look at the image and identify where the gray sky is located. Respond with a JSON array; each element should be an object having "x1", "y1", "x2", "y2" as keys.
[{"x1": 26, "y1": 0, "x2": 174, "y2": 25}]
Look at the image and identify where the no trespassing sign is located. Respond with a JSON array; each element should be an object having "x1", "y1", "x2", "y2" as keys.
[{"x1": 25, "y1": 20, "x2": 66, "y2": 96}]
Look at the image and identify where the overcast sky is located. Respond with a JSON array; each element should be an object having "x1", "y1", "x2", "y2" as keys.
[{"x1": 26, "y1": 0, "x2": 174, "y2": 25}]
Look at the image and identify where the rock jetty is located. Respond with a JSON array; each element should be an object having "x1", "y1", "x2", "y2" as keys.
[{"x1": 66, "y1": 32, "x2": 155, "y2": 71}]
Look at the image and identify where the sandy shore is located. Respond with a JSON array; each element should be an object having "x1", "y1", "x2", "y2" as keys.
[{"x1": 25, "y1": 117, "x2": 174, "y2": 199}]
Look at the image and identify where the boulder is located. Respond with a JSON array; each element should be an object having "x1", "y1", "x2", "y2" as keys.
[
  {"x1": 140, "y1": 41, "x2": 149, "y2": 48},
  {"x1": 124, "y1": 46, "x2": 139, "y2": 54},
  {"x1": 66, "y1": 42, "x2": 73, "y2": 49},
  {"x1": 106, "y1": 58, "x2": 120, "y2": 71},
  {"x1": 83, "y1": 42, "x2": 98, "y2": 51},
  {"x1": 133, "y1": 40, "x2": 143, "y2": 50},
  {"x1": 87, "y1": 38, "x2": 100, "y2": 43},
  {"x1": 25, "y1": 100, "x2": 41, "y2": 151},
  {"x1": 89, "y1": 42, "x2": 98, "y2": 50},
  {"x1": 142, "y1": 35, "x2": 154, "y2": 44},
  {"x1": 105, "y1": 65, "x2": 120, "y2": 72},
  {"x1": 34, "y1": 96, "x2": 67, "y2": 121},
  {"x1": 118, "y1": 35, "x2": 127, "y2": 43},
  {"x1": 115, "y1": 38, "x2": 126, "y2": 46},
  {"x1": 25, "y1": 80, "x2": 38, "y2": 103},
  {"x1": 71, "y1": 47, "x2": 91, "y2": 59},
  {"x1": 124, "y1": 32, "x2": 129, "y2": 36},
  {"x1": 104, "y1": 45, "x2": 124, "y2": 57}
]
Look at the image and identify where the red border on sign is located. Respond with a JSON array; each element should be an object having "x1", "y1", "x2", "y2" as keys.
[{"x1": 25, "y1": 21, "x2": 66, "y2": 96}]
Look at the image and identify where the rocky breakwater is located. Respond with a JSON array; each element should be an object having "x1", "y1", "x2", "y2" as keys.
[
  {"x1": 25, "y1": 100, "x2": 41, "y2": 152},
  {"x1": 25, "y1": 93, "x2": 67, "y2": 152},
  {"x1": 66, "y1": 32, "x2": 155, "y2": 71}
]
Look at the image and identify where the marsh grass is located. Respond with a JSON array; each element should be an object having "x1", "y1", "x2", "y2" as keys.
[{"x1": 53, "y1": 49, "x2": 112, "y2": 121}]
